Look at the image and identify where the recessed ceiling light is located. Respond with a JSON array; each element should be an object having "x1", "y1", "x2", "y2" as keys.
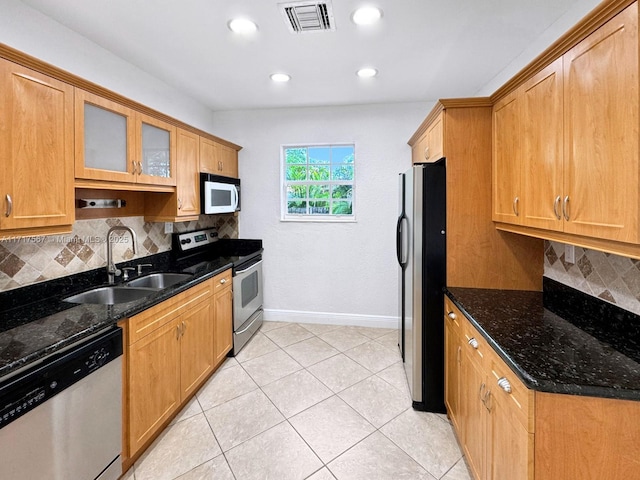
[
  {"x1": 357, "y1": 67, "x2": 378, "y2": 78},
  {"x1": 270, "y1": 73, "x2": 291, "y2": 83},
  {"x1": 351, "y1": 6, "x2": 383, "y2": 25},
  {"x1": 228, "y1": 18, "x2": 258, "y2": 34}
]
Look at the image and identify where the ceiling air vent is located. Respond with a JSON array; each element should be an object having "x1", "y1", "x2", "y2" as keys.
[{"x1": 279, "y1": 1, "x2": 335, "y2": 33}]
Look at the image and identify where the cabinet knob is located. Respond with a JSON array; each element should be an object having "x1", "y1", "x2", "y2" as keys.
[
  {"x1": 512, "y1": 196, "x2": 519, "y2": 216},
  {"x1": 562, "y1": 195, "x2": 570, "y2": 221},
  {"x1": 447, "y1": 311, "x2": 457, "y2": 320},
  {"x1": 497, "y1": 376, "x2": 512, "y2": 393},
  {"x1": 5, "y1": 194, "x2": 12, "y2": 218},
  {"x1": 553, "y1": 195, "x2": 562, "y2": 220},
  {"x1": 468, "y1": 337, "x2": 479, "y2": 349},
  {"x1": 220, "y1": 278, "x2": 227, "y2": 284}
]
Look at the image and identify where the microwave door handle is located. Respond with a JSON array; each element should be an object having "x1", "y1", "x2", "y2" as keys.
[{"x1": 232, "y1": 186, "x2": 239, "y2": 210}]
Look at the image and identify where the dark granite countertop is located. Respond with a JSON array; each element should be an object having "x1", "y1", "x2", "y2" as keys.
[
  {"x1": 0, "y1": 241, "x2": 262, "y2": 381},
  {"x1": 446, "y1": 278, "x2": 640, "y2": 401}
]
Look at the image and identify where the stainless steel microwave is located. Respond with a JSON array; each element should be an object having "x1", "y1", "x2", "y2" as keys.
[{"x1": 200, "y1": 173, "x2": 241, "y2": 214}]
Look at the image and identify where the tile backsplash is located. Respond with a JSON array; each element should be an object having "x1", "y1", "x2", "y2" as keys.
[
  {"x1": 0, "y1": 215, "x2": 238, "y2": 292},
  {"x1": 544, "y1": 240, "x2": 640, "y2": 315}
]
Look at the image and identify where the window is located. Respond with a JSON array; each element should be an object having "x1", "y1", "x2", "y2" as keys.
[{"x1": 282, "y1": 144, "x2": 355, "y2": 221}]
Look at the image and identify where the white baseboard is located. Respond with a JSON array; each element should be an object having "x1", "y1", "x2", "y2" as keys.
[{"x1": 263, "y1": 308, "x2": 398, "y2": 329}]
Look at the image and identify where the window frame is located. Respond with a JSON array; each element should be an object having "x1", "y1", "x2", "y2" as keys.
[{"x1": 280, "y1": 143, "x2": 356, "y2": 223}]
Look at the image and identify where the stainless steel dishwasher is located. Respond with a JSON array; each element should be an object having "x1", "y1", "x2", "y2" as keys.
[{"x1": 0, "y1": 326, "x2": 123, "y2": 480}]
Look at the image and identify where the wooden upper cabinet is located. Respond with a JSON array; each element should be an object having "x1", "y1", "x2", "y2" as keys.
[
  {"x1": 563, "y1": 3, "x2": 639, "y2": 243},
  {"x1": 200, "y1": 136, "x2": 239, "y2": 178},
  {"x1": 0, "y1": 59, "x2": 75, "y2": 231},
  {"x1": 492, "y1": 90, "x2": 522, "y2": 225},
  {"x1": 521, "y1": 58, "x2": 564, "y2": 231},
  {"x1": 135, "y1": 113, "x2": 177, "y2": 186},
  {"x1": 75, "y1": 89, "x2": 137, "y2": 183},
  {"x1": 412, "y1": 111, "x2": 444, "y2": 163},
  {"x1": 75, "y1": 89, "x2": 177, "y2": 187},
  {"x1": 175, "y1": 128, "x2": 200, "y2": 217}
]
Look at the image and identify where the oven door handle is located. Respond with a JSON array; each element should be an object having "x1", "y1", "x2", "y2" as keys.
[{"x1": 235, "y1": 259, "x2": 263, "y2": 274}]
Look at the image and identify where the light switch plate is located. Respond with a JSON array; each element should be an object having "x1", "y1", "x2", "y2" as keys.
[
  {"x1": 565, "y1": 244, "x2": 575, "y2": 264},
  {"x1": 164, "y1": 222, "x2": 173, "y2": 234}
]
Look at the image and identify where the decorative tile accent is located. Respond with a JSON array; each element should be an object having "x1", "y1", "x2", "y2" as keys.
[
  {"x1": 0, "y1": 214, "x2": 238, "y2": 292},
  {"x1": 544, "y1": 240, "x2": 640, "y2": 315}
]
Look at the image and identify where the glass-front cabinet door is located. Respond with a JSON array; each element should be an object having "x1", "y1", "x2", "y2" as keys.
[
  {"x1": 136, "y1": 113, "x2": 176, "y2": 186},
  {"x1": 74, "y1": 89, "x2": 136, "y2": 182}
]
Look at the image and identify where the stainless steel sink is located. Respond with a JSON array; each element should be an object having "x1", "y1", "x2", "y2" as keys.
[
  {"x1": 63, "y1": 287, "x2": 154, "y2": 305},
  {"x1": 124, "y1": 273, "x2": 193, "y2": 289}
]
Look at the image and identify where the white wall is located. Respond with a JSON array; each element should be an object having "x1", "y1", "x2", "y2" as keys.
[
  {"x1": 212, "y1": 103, "x2": 431, "y2": 327},
  {"x1": 0, "y1": 0, "x2": 215, "y2": 132}
]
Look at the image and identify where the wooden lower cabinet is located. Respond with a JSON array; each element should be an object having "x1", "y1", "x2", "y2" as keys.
[
  {"x1": 121, "y1": 272, "x2": 234, "y2": 469},
  {"x1": 446, "y1": 294, "x2": 640, "y2": 480},
  {"x1": 444, "y1": 299, "x2": 462, "y2": 432},
  {"x1": 213, "y1": 273, "x2": 233, "y2": 367},
  {"x1": 446, "y1": 297, "x2": 533, "y2": 480}
]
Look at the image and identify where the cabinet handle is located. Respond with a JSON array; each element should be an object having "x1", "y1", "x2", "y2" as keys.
[
  {"x1": 456, "y1": 346, "x2": 461, "y2": 364},
  {"x1": 484, "y1": 390, "x2": 493, "y2": 412},
  {"x1": 138, "y1": 161, "x2": 144, "y2": 175},
  {"x1": 512, "y1": 196, "x2": 519, "y2": 216},
  {"x1": 424, "y1": 146, "x2": 430, "y2": 160},
  {"x1": 468, "y1": 337, "x2": 479, "y2": 349},
  {"x1": 497, "y1": 376, "x2": 512, "y2": 393},
  {"x1": 562, "y1": 195, "x2": 570, "y2": 221},
  {"x1": 553, "y1": 195, "x2": 562, "y2": 220},
  {"x1": 479, "y1": 382, "x2": 486, "y2": 400},
  {"x1": 182, "y1": 321, "x2": 186, "y2": 335},
  {"x1": 5, "y1": 194, "x2": 12, "y2": 218},
  {"x1": 178, "y1": 198, "x2": 183, "y2": 210},
  {"x1": 176, "y1": 325, "x2": 181, "y2": 340},
  {"x1": 447, "y1": 311, "x2": 456, "y2": 320}
]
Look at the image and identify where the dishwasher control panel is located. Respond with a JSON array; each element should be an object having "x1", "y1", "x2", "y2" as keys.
[{"x1": 0, "y1": 327, "x2": 122, "y2": 430}]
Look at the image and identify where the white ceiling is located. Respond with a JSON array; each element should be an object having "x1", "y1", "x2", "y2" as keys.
[{"x1": 21, "y1": 0, "x2": 598, "y2": 111}]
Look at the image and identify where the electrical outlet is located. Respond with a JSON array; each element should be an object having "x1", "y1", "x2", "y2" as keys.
[
  {"x1": 164, "y1": 222, "x2": 173, "y2": 234},
  {"x1": 565, "y1": 244, "x2": 575, "y2": 264}
]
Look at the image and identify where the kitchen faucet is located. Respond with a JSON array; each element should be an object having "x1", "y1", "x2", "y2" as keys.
[{"x1": 106, "y1": 226, "x2": 138, "y2": 284}]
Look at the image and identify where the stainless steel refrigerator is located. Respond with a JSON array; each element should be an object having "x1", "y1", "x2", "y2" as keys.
[{"x1": 396, "y1": 160, "x2": 446, "y2": 412}]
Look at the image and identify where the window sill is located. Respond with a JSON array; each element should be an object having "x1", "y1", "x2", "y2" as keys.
[{"x1": 280, "y1": 215, "x2": 357, "y2": 223}]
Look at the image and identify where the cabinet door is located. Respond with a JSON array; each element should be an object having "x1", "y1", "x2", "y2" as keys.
[
  {"x1": 0, "y1": 59, "x2": 74, "y2": 230},
  {"x1": 444, "y1": 314, "x2": 461, "y2": 431},
  {"x1": 199, "y1": 136, "x2": 218, "y2": 174},
  {"x1": 563, "y1": 3, "x2": 639, "y2": 243},
  {"x1": 492, "y1": 90, "x2": 522, "y2": 225},
  {"x1": 488, "y1": 393, "x2": 533, "y2": 480},
  {"x1": 176, "y1": 128, "x2": 200, "y2": 217},
  {"x1": 180, "y1": 298, "x2": 214, "y2": 399},
  {"x1": 75, "y1": 89, "x2": 136, "y2": 183},
  {"x1": 213, "y1": 286, "x2": 233, "y2": 366},
  {"x1": 521, "y1": 58, "x2": 564, "y2": 231},
  {"x1": 136, "y1": 113, "x2": 177, "y2": 186},
  {"x1": 219, "y1": 144, "x2": 239, "y2": 178},
  {"x1": 128, "y1": 318, "x2": 181, "y2": 455},
  {"x1": 459, "y1": 355, "x2": 486, "y2": 480}
]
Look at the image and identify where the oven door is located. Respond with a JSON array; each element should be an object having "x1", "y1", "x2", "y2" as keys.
[{"x1": 233, "y1": 257, "x2": 263, "y2": 330}]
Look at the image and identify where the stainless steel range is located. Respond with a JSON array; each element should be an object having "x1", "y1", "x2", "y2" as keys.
[{"x1": 172, "y1": 229, "x2": 263, "y2": 355}]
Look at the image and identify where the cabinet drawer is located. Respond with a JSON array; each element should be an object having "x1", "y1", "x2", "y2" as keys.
[
  {"x1": 487, "y1": 351, "x2": 534, "y2": 432},
  {"x1": 128, "y1": 279, "x2": 213, "y2": 344},
  {"x1": 213, "y1": 269, "x2": 232, "y2": 293},
  {"x1": 462, "y1": 318, "x2": 489, "y2": 367},
  {"x1": 444, "y1": 297, "x2": 463, "y2": 336}
]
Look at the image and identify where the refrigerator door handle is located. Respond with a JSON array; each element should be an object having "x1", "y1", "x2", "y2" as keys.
[
  {"x1": 396, "y1": 214, "x2": 408, "y2": 268},
  {"x1": 396, "y1": 215, "x2": 404, "y2": 266}
]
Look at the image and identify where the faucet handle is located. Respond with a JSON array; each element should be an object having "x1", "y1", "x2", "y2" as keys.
[
  {"x1": 137, "y1": 263, "x2": 153, "y2": 275},
  {"x1": 121, "y1": 267, "x2": 135, "y2": 281}
]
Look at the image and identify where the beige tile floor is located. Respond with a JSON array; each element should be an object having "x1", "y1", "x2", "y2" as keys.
[{"x1": 122, "y1": 321, "x2": 472, "y2": 480}]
